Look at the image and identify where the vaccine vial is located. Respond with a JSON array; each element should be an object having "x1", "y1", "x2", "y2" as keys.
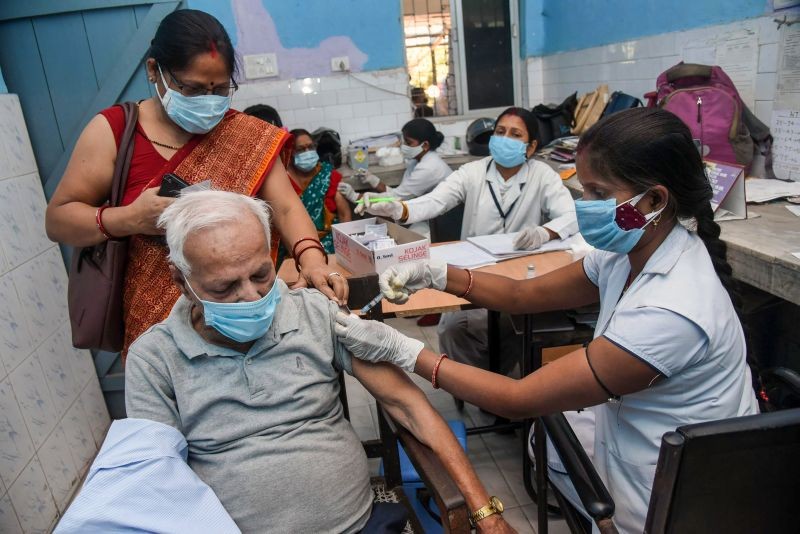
[{"x1": 526, "y1": 264, "x2": 536, "y2": 279}]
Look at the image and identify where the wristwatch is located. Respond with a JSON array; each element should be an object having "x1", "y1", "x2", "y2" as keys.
[{"x1": 469, "y1": 496, "x2": 504, "y2": 526}]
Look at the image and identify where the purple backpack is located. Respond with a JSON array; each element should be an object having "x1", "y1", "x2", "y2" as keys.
[{"x1": 656, "y1": 63, "x2": 754, "y2": 169}]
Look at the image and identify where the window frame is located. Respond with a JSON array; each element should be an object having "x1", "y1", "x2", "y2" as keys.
[{"x1": 448, "y1": 0, "x2": 523, "y2": 117}]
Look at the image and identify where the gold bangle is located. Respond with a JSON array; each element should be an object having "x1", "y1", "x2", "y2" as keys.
[
  {"x1": 400, "y1": 201, "x2": 409, "y2": 222},
  {"x1": 457, "y1": 269, "x2": 474, "y2": 299}
]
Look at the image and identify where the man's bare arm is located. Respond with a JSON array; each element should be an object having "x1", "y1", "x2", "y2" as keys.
[{"x1": 351, "y1": 359, "x2": 514, "y2": 533}]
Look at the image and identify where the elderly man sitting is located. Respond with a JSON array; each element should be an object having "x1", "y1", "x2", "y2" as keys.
[{"x1": 125, "y1": 191, "x2": 511, "y2": 533}]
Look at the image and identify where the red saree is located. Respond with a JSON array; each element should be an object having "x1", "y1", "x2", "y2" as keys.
[{"x1": 120, "y1": 111, "x2": 291, "y2": 358}]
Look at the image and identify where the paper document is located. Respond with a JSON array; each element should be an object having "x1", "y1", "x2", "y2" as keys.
[
  {"x1": 430, "y1": 242, "x2": 497, "y2": 269},
  {"x1": 467, "y1": 232, "x2": 586, "y2": 259},
  {"x1": 771, "y1": 110, "x2": 800, "y2": 181},
  {"x1": 745, "y1": 178, "x2": 800, "y2": 203}
]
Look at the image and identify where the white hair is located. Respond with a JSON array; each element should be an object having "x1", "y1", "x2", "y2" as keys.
[{"x1": 157, "y1": 190, "x2": 272, "y2": 275}]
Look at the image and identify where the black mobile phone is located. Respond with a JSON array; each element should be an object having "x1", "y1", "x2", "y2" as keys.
[{"x1": 158, "y1": 173, "x2": 190, "y2": 197}]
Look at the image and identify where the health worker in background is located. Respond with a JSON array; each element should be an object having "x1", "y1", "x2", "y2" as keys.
[
  {"x1": 335, "y1": 108, "x2": 760, "y2": 533},
  {"x1": 355, "y1": 107, "x2": 577, "y2": 379},
  {"x1": 340, "y1": 118, "x2": 451, "y2": 238}
]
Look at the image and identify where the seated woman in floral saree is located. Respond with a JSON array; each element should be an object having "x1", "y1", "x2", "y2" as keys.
[{"x1": 283, "y1": 129, "x2": 352, "y2": 262}]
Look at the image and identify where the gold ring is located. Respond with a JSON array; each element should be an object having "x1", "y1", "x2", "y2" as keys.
[{"x1": 327, "y1": 272, "x2": 343, "y2": 280}]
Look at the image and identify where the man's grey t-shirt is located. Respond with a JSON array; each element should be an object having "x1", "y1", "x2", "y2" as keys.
[{"x1": 125, "y1": 280, "x2": 372, "y2": 533}]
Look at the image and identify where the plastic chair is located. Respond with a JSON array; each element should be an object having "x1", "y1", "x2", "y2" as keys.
[
  {"x1": 536, "y1": 407, "x2": 800, "y2": 534},
  {"x1": 429, "y1": 204, "x2": 464, "y2": 244}
]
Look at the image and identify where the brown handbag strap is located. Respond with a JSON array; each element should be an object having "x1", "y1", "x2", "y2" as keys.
[{"x1": 109, "y1": 101, "x2": 139, "y2": 207}]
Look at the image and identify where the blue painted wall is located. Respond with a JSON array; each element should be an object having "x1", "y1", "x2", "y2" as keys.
[
  {"x1": 520, "y1": 0, "x2": 545, "y2": 59},
  {"x1": 189, "y1": 0, "x2": 405, "y2": 71},
  {"x1": 523, "y1": 0, "x2": 770, "y2": 56},
  {"x1": 0, "y1": 65, "x2": 6, "y2": 93}
]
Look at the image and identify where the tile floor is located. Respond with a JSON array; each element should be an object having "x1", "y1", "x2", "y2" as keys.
[{"x1": 344, "y1": 317, "x2": 570, "y2": 534}]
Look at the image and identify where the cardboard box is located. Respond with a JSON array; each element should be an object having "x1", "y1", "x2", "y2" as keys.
[{"x1": 332, "y1": 217, "x2": 430, "y2": 275}]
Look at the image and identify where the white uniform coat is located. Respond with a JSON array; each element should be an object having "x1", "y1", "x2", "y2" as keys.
[
  {"x1": 547, "y1": 224, "x2": 759, "y2": 533},
  {"x1": 392, "y1": 150, "x2": 452, "y2": 200},
  {"x1": 391, "y1": 150, "x2": 452, "y2": 237},
  {"x1": 404, "y1": 156, "x2": 577, "y2": 240}
]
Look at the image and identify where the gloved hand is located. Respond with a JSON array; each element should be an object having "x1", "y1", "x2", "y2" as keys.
[
  {"x1": 337, "y1": 182, "x2": 360, "y2": 203},
  {"x1": 512, "y1": 226, "x2": 551, "y2": 250},
  {"x1": 379, "y1": 260, "x2": 448, "y2": 304},
  {"x1": 335, "y1": 311, "x2": 424, "y2": 372},
  {"x1": 354, "y1": 192, "x2": 404, "y2": 219},
  {"x1": 354, "y1": 168, "x2": 381, "y2": 188}
]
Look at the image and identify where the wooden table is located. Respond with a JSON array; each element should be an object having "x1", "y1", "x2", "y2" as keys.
[{"x1": 277, "y1": 247, "x2": 575, "y2": 316}]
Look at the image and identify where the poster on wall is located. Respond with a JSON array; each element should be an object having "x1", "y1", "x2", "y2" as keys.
[
  {"x1": 770, "y1": 109, "x2": 800, "y2": 181},
  {"x1": 776, "y1": 24, "x2": 800, "y2": 108},
  {"x1": 681, "y1": 27, "x2": 759, "y2": 109}
]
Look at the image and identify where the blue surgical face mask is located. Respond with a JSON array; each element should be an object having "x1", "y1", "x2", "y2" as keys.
[
  {"x1": 575, "y1": 192, "x2": 665, "y2": 254},
  {"x1": 294, "y1": 150, "x2": 320, "y2": 172},
  {"x1": 489, "y1": 135, "x2": 528, "y2": 168},
  {"x1": 185, "y1": 279, "x2": 282, "y2": 343},
  {"x1": 156, "y1": 65, "x2": 230, "y2": 134}
]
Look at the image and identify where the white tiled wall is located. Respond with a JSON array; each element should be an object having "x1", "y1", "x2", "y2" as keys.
[
  {"x1": 0, "y1": 94, "x2": 110, "y2": 533},
  {"x1": 526, "y1": 16, "x2": 780, "y2": 127},
  {"x1": 233, "y1": 67, "x2": 414, "y2": 146}
]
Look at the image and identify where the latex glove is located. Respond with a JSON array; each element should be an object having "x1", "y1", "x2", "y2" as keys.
[
  {"x1": 354, "y1": 192, "x2": 404, "y2": 219},
  {"x1": 337, "y1": 182, "x2": 360, "y2": 203},
  {"x1": 334, "y1": 311, "x2": 424, "y2": 372},
  {"x1": 354, "y1": 168, "x2": 381, "y2": 188},
  {"x1": 512, "y1": 226, "x2": 551, "y2": 250},
  {"x1": 379, "y1": 260, "x2": 448, "y2": 304}
]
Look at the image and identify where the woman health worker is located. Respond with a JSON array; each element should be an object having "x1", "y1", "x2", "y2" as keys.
[
  {"x1": 339, "y1": 118, "x2": 452, "y2": 237},
  {"x1": 336, "y1": 109, "x2": 759, "y2": 533},
  {"x1": 357, "y1": 107, "x2": 577, "y2": 375}
]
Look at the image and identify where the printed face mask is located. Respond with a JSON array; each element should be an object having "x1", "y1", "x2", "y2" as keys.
[
  {"x1": 186, "y1": 279, "x2": 281, "y2": 343},
  {"x1": 575, "y1": 192, "x2": 665, "y2": 254},
  {"x1": 489, "y1": 135, "x2": 528, "y2": 168},
  {"x1": 155, "y1": 65, "x2": 230, "y2": 134}
]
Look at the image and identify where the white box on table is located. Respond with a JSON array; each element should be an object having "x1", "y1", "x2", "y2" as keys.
[{"x1": 332, "y1": 217, "x2": 430, "y2": 275}]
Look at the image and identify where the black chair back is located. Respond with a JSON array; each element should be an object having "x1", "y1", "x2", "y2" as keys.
[
  {"x1": 645, "y1": 408, "x2": 800, "y2": 534},
  {"x1": 429, "y1": 204, "x2": 464, "y2": 243}
]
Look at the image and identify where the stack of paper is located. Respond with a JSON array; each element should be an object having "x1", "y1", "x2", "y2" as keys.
[
  {"x1": 430, "y1": 242, "x2": 497, "y2": 269},
  {"x1": 538, "y1": 136, "x2": 580, "y2": 163},
  {"x1": 745, "y1": 178, "x2": 800, "y2": 203},
  {"x1": 467, "y1": 232, "x2": 586, "y2": 260}
]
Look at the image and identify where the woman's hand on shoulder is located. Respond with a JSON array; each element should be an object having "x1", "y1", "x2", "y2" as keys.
[
  {"x1": 293, "y1": 262, "x2": 349, "y2": 304},
  {"x1": 124, "y1": 186, "x2": 175, "y2": 235}
]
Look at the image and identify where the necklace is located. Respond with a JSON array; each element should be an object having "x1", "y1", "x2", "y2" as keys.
[{"x1": 141, "y1": 131, "x2": 185, "y2": 151}]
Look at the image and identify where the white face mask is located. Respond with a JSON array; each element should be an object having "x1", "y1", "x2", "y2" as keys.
[{"x1": 400, "y1": 143, "x2": 424, "y2": 161}]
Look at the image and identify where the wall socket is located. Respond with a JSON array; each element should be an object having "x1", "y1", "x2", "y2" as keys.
[
  {"x1": 331, "y1": 56, "x2": 350, "y2": 72},
  {"x1": 243, "y1": 53, "x2": 279, "y2": 79}
]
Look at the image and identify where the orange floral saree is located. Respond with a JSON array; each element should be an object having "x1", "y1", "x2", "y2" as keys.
[{"x1": 122, "y1": 112, "x2": 291, "y2": 359}]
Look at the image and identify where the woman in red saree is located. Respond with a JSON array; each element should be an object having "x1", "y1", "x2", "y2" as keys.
[{"x1": 46, "y1": 10, "x2": 346, "y2": 357}]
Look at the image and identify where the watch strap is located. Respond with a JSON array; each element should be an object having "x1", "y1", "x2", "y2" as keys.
[{"x1": 469, "y1": 499, "x2": 501, "y2": 526}]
